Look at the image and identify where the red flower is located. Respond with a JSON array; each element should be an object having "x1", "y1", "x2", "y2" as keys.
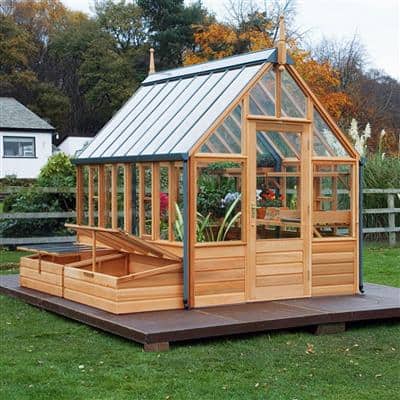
[{"x1": 160, "y1": 192, "x2": 169, "y2": 214}]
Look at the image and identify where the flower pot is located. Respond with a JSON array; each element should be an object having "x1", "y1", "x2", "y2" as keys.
[
  {"x1": 257, "y1": 207, "x2": 266, "y2": 219},
  {"x1": 265, "y1": 207, "x2": 280, "y2": 220}
]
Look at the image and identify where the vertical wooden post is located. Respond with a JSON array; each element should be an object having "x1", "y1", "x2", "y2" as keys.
[
  {"x1": 76, "y1": 165, "x2": 84, "y2": 225},
  {"x1": 302, "y1": 123, "x2": 313, "y2": 296},
  {"x1": 241, "y1": 98, "x2": 248, "y2": 244},
  {"x1": 388, "y1": 193, "x2": 396, "y2": 247},
  {"x1": 88, "y1": 166, "x2": 95, "y2": 226},
  {"x1": 124, "y1": 163, "x2": 133, "y2": 233},
  {"x1": 152, "y1": 163, "x2": 160, "y2": 240},
  {"x1": 98, "y1": 165, "x2": 106, "y2": 228},
  {"x1": 111, "y1": 164, "x2": 118, "y2": 229},
  {"x1": 247, "y1": 121, "x2": 257, "y2": 300},
  {"x1": 92, "y1": 230, "x2": 96, "y2": 271}
]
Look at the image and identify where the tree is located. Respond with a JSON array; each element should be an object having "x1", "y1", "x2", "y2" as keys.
[
  {"x1": 47, "y1": 16, "x2": 103, "y2": 134},
  {"x1": 292, "y1": 49, "x2": 352, "y2": 121},
  {"x1": 138, "y1": 0, "x2": 208, "y2": 69},
  {"x1": 95, "y1": 0, "x2": 147, "y2": 52},
  {"x1": 79, "y1": 36, "x2": 139, "y2": 128},
  {"x1": 184, "y1": 23, "x2": 237, "y2": 64},
  {"x1": 0, "y1": 15, "x2": 37, "y2": 97}
]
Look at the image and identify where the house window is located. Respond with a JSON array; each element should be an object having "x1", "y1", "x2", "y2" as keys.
[{"x1": 3, "y1": 137, "x2": 36, "y2": 158}]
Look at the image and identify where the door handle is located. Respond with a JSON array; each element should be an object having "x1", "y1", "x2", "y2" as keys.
[{"x1": 251, "y1": 202, "x2": 257, "y2": 219}]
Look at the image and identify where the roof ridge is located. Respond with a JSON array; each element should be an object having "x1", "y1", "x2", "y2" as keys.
[
  {"x1": 151, "y1": 47, "x2": 275, "y2": 76},
  {"x1": 142, "y1": 48, "x2": 280, "y2": 86}
]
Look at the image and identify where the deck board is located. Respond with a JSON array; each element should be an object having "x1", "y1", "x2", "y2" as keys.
[{"x1": 0, "y1": 274, "x2": 398, "y2": 346}]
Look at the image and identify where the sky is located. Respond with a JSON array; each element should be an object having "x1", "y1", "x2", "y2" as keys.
[{"x1": 62, "y1": 0, "x2": 400, "y2": 79}]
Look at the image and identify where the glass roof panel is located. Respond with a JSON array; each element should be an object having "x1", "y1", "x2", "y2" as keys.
[{"x1": 200, "y1": 104, "x2": 242, "y2": 153}]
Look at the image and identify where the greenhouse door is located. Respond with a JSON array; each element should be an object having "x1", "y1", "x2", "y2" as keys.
[{"x1": 248, "y1": 122, "x2": 311, "y2": 301}]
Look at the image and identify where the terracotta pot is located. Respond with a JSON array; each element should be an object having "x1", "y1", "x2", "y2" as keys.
[
  {"x1": 257, "y1": 207, "x2": 266, "y2": 219},
  {"x1": 266, "y1": 207, "x2": 280, "y2": 220}
]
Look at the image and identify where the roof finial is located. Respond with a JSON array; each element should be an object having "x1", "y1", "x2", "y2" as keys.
[
  {"x1": 148, "y1": 48, "x2": 155, "y2": 75},
  {"x1": 277, "y1": 15, "x2": 286, "y2": 67}
]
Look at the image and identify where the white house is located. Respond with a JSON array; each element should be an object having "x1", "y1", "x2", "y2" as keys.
[
  {"x1": 57, "y1": 135, "x2": 92, "y2": 157},
  {"x1": 0, "y1": 97, "x2": 55, "y2": 179}
]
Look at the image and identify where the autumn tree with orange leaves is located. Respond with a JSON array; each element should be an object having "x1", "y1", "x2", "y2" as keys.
[{"x1": 184, "y1": 20, "x2": 351, "y2": 122}]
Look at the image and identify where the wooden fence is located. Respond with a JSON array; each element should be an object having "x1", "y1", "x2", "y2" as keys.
[
  {"x1": 0, "y1": 187, "x2": 399, "y2": 247},
  {"x1": 362, "y1": 188, "x2": 400, "y2": 247}
]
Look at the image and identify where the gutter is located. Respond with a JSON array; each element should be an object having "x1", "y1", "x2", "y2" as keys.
[
  {"x1": 182, "y1": 160, "x2": 190, "y2": 309},
  {"x1": 359, "y1": 157, "x2": 365, "y2": 293},
  {"x1": 72, "y1": 152, "x2": 189, "y2": 165}
]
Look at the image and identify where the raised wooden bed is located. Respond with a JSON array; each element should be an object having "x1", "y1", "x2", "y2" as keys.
[
  {"x1": 19, "y1": 249, "x2": 113, "y2": 297},
  {"x1": 19, "y1": 226, "x2": 184, "y2": 314},
  {"x1": 63, "y1": 252, "x2": 183, "y2": 314}
]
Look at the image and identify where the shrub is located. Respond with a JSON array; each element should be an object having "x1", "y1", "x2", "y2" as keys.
[{"x1": 0, "y1": 154, "x2": 76, "y2": 238}]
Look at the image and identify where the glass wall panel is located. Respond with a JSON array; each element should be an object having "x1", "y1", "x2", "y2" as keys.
[
  {"x1": 92, "y1": 166, "x2": 98, "y2": 226},
  {"x1": 104, "y1": 165, "x2": 112, "y2": 228},
  {"x1": 281, "y1": 69, "x2": 307, "y2": 118},
  {"x1": 200, "y1": 104, "x2": 242, "y2": 153},
  {"x1": 249, "y1": 69, "x2": 276, "y2": 116},
  {"x1": 144, "y1": 165, "x2": 152, "y2": 236},
  {"x1": 256, "y1": 130, "x2": 301, "y2": 239},
  {"x1": 117, "y1": 165, "x2": 124, "y2": 229},
  {"x1": 159, "y1": 165, "x2": 169, "y2": 240},
  {"x1": 313, "y1": 163, "x2": 352, "y2": 237},
  {"x1": 133, "y1": 164, "x2": 139, "y2": 236},
  {"x1": 82, "y1": 166, "x2": 89, "y2": 226},
  {"x1": 196, "y1": 161, "x2": 243, "y2": 242},
  {"x1": 313, "y1": 110, "x2": 349, "y2": 157},
  {"x1": 171, "y1": 162, "x2": 184, "y2": 242}
]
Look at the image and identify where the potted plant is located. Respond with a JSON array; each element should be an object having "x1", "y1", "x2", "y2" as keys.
[{"x1": 257, "y1": 189, "x2": 284, "y2": 219}]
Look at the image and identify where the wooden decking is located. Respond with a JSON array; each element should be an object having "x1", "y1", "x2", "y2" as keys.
[{"x1": 1, "y1": 274, "x2": 399, "y2": 351}]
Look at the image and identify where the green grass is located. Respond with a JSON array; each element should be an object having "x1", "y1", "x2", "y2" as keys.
[
  {"x1": 364, "y1": 245, "x2": 400, "y2": 287},
  {"x1": 0, "y1": 247, "x2": 399, "y2": 399}
]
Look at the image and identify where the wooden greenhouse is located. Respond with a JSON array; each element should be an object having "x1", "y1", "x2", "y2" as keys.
[{"x1": 20, "y1": 18, "x2": 361, "y2": 314}]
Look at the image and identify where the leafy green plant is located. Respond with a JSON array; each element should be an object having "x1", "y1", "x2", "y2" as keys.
[
  {"x1": 174, "y1": 196, "x2": 241, "y2": 243},
  {"x1": 215, "y1": 194, "x2": 242, "y2": 241}
]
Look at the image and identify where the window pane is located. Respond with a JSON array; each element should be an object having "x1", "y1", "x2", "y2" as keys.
[
  {"x1": 159, "y1": 166, "x2": 169, "y2": 240},
  {"x1": 171, "y1": 162, "x2": 184, "y2": 242},
  {"x1": 196, "y1": 161, "x2": 243, "y2": 242},
  {"x1": 117, "y1": 165, "x2": 124, "y2": 229},
  {"x1": 104, "y1": 165, "x2": 112, "y2": 228},
  {"x1": 281, "y1": 69, "x2": 306, "y2": 118},
  {"x1": 256, "y1": 130, "x2": 301, "y2": 239},
  {"x1": 249, "y1": 69, "x2": 276, "y2": 116},
  {"x1": 3, "y1": 137, "x2": 35, "y2": 157},
  {"x1": 313, "y1": 110, "x2": 349, "y2": 157},
  {"x1": 200, "y1": 105, "x2": 242, "y2": 153},
  {"x1": 144, "y1": 166, "x2": 152, "y2": 236},
  {"x1": 313, "y1": 163, "x2": 352, "y2": 237}
]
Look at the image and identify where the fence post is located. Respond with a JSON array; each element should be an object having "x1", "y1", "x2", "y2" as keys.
[{"x1": 387, "y1": 193, "x2": 396, "y2": 247}]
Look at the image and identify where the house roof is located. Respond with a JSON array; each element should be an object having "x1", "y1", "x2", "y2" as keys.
[
  {"x1": 77, "y1": 48, "x2": 286, "y2": 163},
  {"x1": 0, "y1": 97, "x2": 55, "y2": 132}
]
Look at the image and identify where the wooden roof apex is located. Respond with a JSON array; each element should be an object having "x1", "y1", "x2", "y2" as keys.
[{"x1": 277, "y1": 15, "x2": 287, "y2": 66}]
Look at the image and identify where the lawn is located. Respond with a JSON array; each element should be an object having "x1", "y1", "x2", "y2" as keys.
[{"x1": 0, "y1": 247, "x2": 399, "y2": 399}]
